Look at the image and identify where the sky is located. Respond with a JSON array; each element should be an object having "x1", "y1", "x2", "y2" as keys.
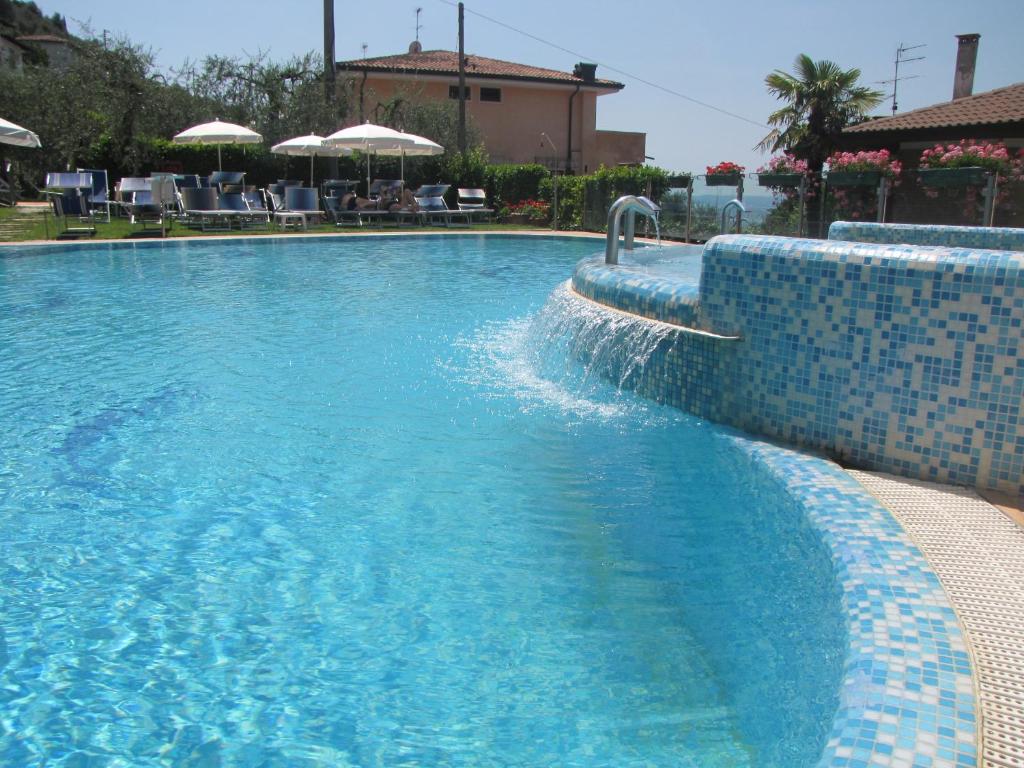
[{"x1": 41, "y1": 0, "x2": 1024, "y2": 174}]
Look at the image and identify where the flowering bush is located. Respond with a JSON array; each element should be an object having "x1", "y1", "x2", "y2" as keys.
[
  {"x1": 507, "y1": 198, "x2": 550, "y2": 222},
  {"x1": 825, "y1": 150, "x2": 902, "y2": 221},
  {"x1": 757, "y1": 153, "x2": 810, "y2": 205},
  {"x1": 919, "y1": 140, "x2": 1020, "y2": 174},
  {"x1": 757, "y1": 153, "x2": 808, "y2": 176},
  {"x1": 826, "y1": 149, "x2": 902, "y2": 178},
  {"x1": 706, "y1": 160, "x2": 745, "y2": 176},
  {"x1": 917, "y1": 141, "x2": 1024, "y2": 220}
]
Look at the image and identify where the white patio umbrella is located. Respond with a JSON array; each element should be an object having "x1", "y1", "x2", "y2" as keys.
[
  {"x1": 270, "y1": 134, "x2": 351, "y2": 187},
  {"x1": 323, "y1": 122, "x2": 417, "y2": 193},
  {"x1": 376, "y1": 132, "x2": 444, "y2": 186},
  {"x1": 0, "y1": 116, "x2": 41, "y2": 148},
  {"x1": 172, "y1": 119, "x2": 262, "y2": 171}
]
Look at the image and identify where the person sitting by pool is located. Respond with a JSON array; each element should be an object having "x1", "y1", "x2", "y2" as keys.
[
  {"x1": 388, "y1": 188, "x2": 419, "y2": 213},
  {"x1": 340, "y1": 192, "x2": 380, "y2": 211}
]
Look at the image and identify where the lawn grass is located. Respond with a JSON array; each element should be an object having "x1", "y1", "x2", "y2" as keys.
[{"x1": 0, "y1": 206, "x2": 545, "y2": 243}]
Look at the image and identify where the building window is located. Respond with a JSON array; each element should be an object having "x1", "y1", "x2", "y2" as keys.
[
  {"x1": 479, "y1": 87, "x2": 502, "y2": 103},
  {"x1": 448, "y1": 85, "x2": 470, "y2": 100}
]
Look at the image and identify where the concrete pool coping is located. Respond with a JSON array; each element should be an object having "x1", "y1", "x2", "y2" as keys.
[{"x1": 0, "y1": 227, "x2": 639, "y2": 249}]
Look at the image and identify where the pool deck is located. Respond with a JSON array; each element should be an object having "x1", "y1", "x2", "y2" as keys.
[
  {"x1": 0, "y1": 227, "x2": 625, "y2": 248},
  {"x1": 850, "y1": 471, "x2": 1024, "y2": 768}
]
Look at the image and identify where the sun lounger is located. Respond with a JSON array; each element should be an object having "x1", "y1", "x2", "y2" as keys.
[
  {"x1": 368, "y1": 179, "x2": 402, "y2": 202},
  {"x1": 180, "y1": 186, "x2": 234, "y2": 231},
  {"x1": 115, "y1": 177, "x2": 162, "y2": 227},
  {"x1": 79, "y1": 168, "x2": 112, "y2": 222},
  {"x1": 208, "y1": 171, "x2": 245, "y2": 193},
  {"x1": 323, "y1": 195, "x2": 361, "y2": 227},
  {"x1": 414, "y1": 185, "x2": 471, "y2": 228},
  {"x1": 274, "y1": 186, "x2": 321, "y2": 229},
  {"x1": 457, "y1": 188, "x2": 494, "y2": 222},
  {"x1": 242, "y1": 190, "x2": 270, "y2": 226},
  {"x1": 220, "y1": 191, "x2": 268, "y2": 229},
  {"x1": 322, "y1": 179, "x2": 359, "y2": 199},
  {"x1": 48, "y1": 190, "x2": 97, "y2": 238}
]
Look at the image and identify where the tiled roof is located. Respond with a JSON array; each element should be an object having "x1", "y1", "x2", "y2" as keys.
[
  {"x1": 846, "y1": 82, "x2": 1024, "y2": 133},
  {"x1": 336, "y1": 49, "x2": 623, "y2": 89}
]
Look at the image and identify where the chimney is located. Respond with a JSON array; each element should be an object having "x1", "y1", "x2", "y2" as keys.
[
  {"x1": 573, "y1": 62, "x2": 597, "y2": 83},
  {"x1": 953, "y1": 33, "x2": 980, "y2": 100}
]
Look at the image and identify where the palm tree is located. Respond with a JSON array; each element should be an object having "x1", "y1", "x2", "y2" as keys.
[{"x1": 758, "y1": 54, "x2": 883, "y2": 175}]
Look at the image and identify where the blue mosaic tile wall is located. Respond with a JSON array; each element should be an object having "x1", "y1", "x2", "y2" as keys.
[
  {"x1": 574, "y1": 242, "x2": 985, "y2": 765},
  {"x1": 725, "y1": 435, "x2": 977, "y2": 768},
  {"x1": 572, "y1": 254, "x2": 700, "y2": 327},
  {"x1": 830, "y1": 221, "x2": 1024, "y2": 251},
  {"x1": 574, "y1": 235, "x2": 1024, "y2": 495}
]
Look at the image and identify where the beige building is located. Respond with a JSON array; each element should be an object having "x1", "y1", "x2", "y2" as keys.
[
  {"x1": 336, "y1": 47, "x2": 645, "y2": 174},
  {"x1": 16, "y1": 34, "x2": 73, "y2": 69},
  {"x1": 0, "y1": 33, "x2": 27, "y2": 70}
]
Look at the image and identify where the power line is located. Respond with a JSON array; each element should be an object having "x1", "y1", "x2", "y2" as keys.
[{"x1": 435, "y1": 0, "x2": 767, "y2": 129}]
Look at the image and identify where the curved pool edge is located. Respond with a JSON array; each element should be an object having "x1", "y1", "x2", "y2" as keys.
[
  {"x1": 573, "y1": 247, "x2": 982, "y2": 764},
  {"x1": 5, "y1": 232, "x2": 982, "y2": 764},
  {"x1": 720, "y1": 433, "x2": 978, "y2": 766},
  {"x1": 571, "y1": 253, "x2": 702, "y2": 328}
]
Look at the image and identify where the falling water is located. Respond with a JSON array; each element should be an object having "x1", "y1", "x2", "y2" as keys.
[
  {"x1": 455, "y1": 279, "x2": 678, "y2": 418},
  {"x1": 528, "y1": 280, "x2": 678, "y2": 391}
]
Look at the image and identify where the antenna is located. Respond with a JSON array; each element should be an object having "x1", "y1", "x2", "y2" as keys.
[
  {"x1": 415, "y1": 7, "x2": 423, "y2": 42},
  {"x1": 876, "y1": 42, "x2": 926, "y2": 114}
]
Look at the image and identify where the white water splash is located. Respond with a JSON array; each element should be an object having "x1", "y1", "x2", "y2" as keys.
[{"x1": 454, "y1": 281, "x2": 680, "y2": 422}]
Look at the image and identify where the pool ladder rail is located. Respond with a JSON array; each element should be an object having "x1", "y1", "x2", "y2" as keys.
[
  {"x1": 721, "y1": 199, "x2": 745, "y2": 235},
  {"x1": 599, "y1": 195, "x2": 742, "y2": 342},
  {"x1": 605, "y1": 195, "x2": 661, "y2": 265}
]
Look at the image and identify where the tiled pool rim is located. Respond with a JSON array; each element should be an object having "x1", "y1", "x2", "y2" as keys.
[
  {"x1": 729, "y1": 435, "x2": 977, "y2": 768},
  {"x1": 574, "y1": 235, "x2": 1024, "y2": 496},
  {"x1": 3, "y1": 233, "x2": 980, "y2": 766}
]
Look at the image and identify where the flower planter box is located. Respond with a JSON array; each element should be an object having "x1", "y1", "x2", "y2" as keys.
[
  {"x1": 705, "y1": 173, "x2": 742, "y2": 187},
  {"x1": 917, "y1": 167, "x2": 989, "y2": 187},
  {"x1": 667, "y1": 174, "x2": 693, "y2": 188},
  {"x1": 827, "y1": 171, "x2": 882, "y2": 187},
  {"x1": 757, "y1": 172, "x2": 803, "y2": 188}
]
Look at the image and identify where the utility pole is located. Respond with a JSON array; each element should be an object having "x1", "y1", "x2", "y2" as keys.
[
  {"x1": 877, "y1": 43, "x2": 925, "y2": 115},
  {"x1": 323, "y1": 0, "x2": 338, "y2": 177},
  {"x1": 457, "y1": 2, "x2": 466, "y2": 154}
]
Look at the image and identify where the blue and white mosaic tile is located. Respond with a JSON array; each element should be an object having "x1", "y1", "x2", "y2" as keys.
[
  {"x1": 572, "y1": 253, "x2": 701, "y2": 327},
  {"x1": 574, "y1": 233, "x2": 1024, "y2": 495},
  {"x1": 725, "y1": 435, "x2": 977, "y2": 768},
  {"x1": 829, "y1": 220, "x2": 1024, "y2": 251}
]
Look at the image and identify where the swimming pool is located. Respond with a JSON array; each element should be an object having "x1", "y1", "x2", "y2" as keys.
[{"x1": 1, "y1": 235, "x2": 844, "y2": 766}]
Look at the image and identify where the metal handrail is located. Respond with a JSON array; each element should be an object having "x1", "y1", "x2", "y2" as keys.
[
  {"x1": 605, "y1": 195, "x2": 660, "y2": 264},
  {"x1": 720, "y1": 199, "x2": 746, "y2": 234}
]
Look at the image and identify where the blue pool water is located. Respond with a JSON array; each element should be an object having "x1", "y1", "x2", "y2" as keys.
[{"x1": 0, "y1": 235, "x2": 843, "y2": 767}]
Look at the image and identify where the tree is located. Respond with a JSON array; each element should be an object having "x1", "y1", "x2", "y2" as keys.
[
  {"x1": 758, "y1": 54, "x2": 883, "y2": 175},
  {"x1": 173, "y1": 51, "x2": 350, "y2": 146}
]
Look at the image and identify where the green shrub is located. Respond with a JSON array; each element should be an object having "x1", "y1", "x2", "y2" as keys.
[
  {"x1": 538, "y1": 175, "x2": 585, "y2": 229},
  {"x1": 484, "y1": 164, "x2": 550, "y2": 208}
]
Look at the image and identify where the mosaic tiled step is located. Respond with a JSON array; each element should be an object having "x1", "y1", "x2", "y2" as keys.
[
  {"x1": 849, "y1": 470, "x2": 1024, "y2": 768},
  {"x1": 829, "y1": 221, "x2": 1024, "y2": 251}
]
